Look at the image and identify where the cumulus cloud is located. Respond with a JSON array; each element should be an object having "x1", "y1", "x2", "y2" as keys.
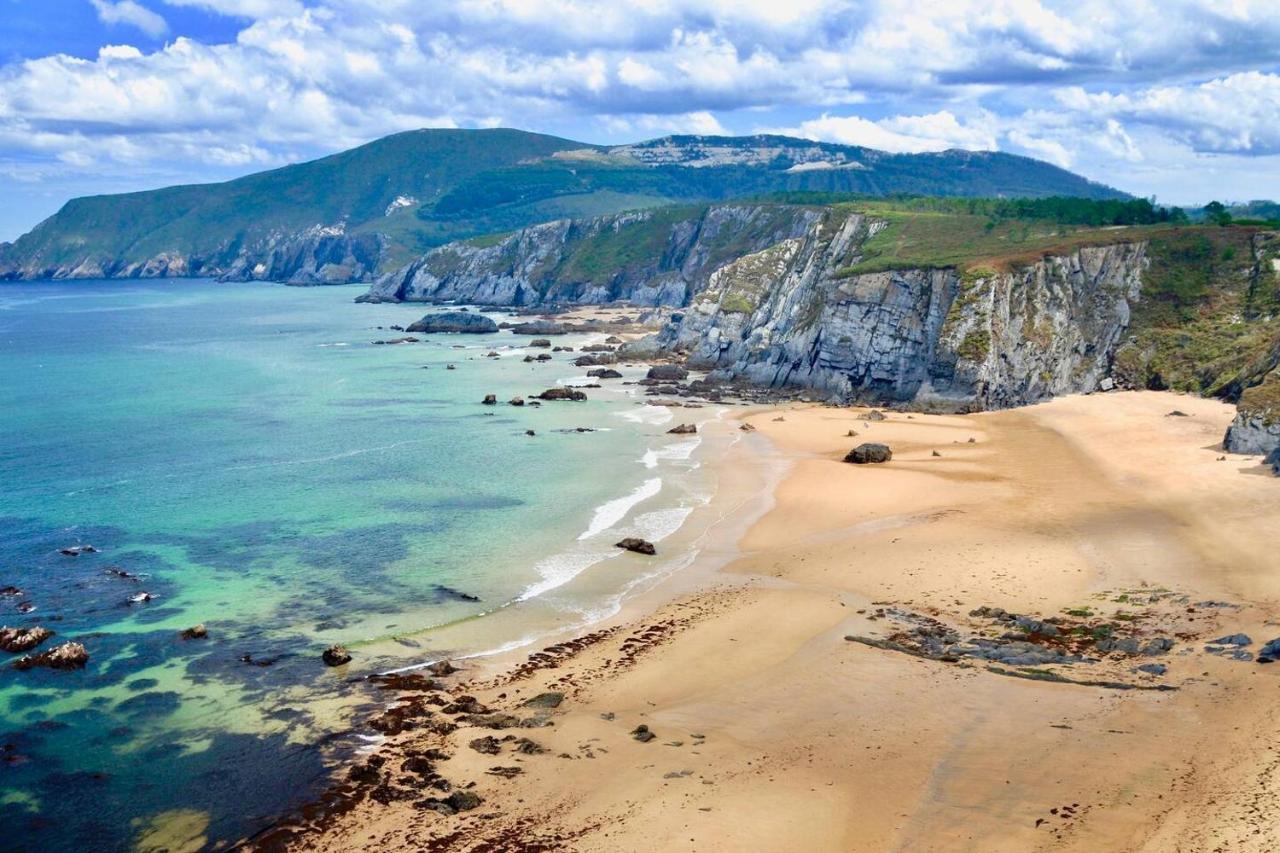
[
  {"x1": 90, "y1": 0, "x2": 169, "y2": 38},
  {"x1": 2, "y1": 0, "x2": 1280, "y2": 239}
]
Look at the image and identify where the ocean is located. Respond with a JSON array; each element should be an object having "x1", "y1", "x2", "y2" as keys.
[{"x1": 0, "y1": 280, "x2": 715, "y2": 851}]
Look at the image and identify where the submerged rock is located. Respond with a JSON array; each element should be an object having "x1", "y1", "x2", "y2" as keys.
[
  {"x1": 405, "y1": 312, "x2": 498, "y2": 334},
  {"x1": 0, "y1": 626, "x2": 53, "y2": 653},
  {"x1": 322, "y1": 645, "x2": 352, "y2": 666},
  {"x1": 14, "y1": 641, "x2": 88, "y2": 670},
  {"x1": 844, "y1": 443, "x2": 892, "y2": 464},
  {"x1": 528, "y1": 338, "x2": 552, "y2": 348},
  {"x1": 179, "y1": 624, "x2": 208, "y2": 640},
  {"x1": 616, "y1": 538, "x2": 656, "y2": 556}
]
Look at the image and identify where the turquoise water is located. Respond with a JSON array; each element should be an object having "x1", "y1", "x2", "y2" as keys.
[{"x1": 0, "y1": 280, "x2": 694, "y2": 851}]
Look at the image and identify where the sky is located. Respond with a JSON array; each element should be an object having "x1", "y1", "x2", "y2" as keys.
[{"x1": 1, "y1": 0, "x2": 1279, "y2": 241}]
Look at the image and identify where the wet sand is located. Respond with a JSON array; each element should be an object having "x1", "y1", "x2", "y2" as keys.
[{"x1": 253, "y1": 391, "x2": 1280, "y2": 852}]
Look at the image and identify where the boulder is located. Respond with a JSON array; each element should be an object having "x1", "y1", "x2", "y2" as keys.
[
  {"x1": 605, "y1": 336, "x2": 624, "y2": 344},
  {"x1": 631, "y1": 724, "x2": 656, "y2": 743},
  {"x1": 14, "y1": 641, "x2": 88, "y2": 671},
  {"x1": 522, "y1": 691, "x2": 565, "y2": 709},
  {"x1": 667, "y1": 423, "x2": 697, "y2": 435},
  {"x1": 537, "y1": 387, "x2": 587, "y2": 402},
  {"x1": 427, "y1": 659, "x2": 458, "y2": 676},
  {"x1": 574, "y1": 354, "x2": 615, "y2": 367},
  {"x1": 844, "y1": 443, "x2": 892, "y2": 464},
  {"x1": 1259, "y1": 638, "x2": 1280, "y2": 663},
  {"x1": 509, "y1": 396, "x2": 525, "y2": 406},
  {"x1": 858, "y1": 410, "x2": 886, "y2": 422},
  {"x1": 508, "y1": 320, "x2": 567, "y2": 336},
  {"x1": 587, "y1": 368, "x2": 623, "y2": 379},
  {"x1": 0, "y1": 626, "x2": 53, "y2": 654},
  {"x1": 322, "y1": 645, "x2": 352, "y2": 666},
  {"x1": 180, "y1": 624, "x2": 208, "y2": 640},
  {"x1": 615, "y1": 538, "x2": 656, "y2": 556},
  {"x1": 528, "y1": 338, "x2": 552, "y2": 348},
  {"x1": 739, "y1": 422, "x2": 756, "y2": 432},
  {"x1": 646, "y1": 365, "x2": 688, "y2": 381},
  {"x1": 405, "y1": 311, "x2": 498, "y2": 334},
  {"x1": 482, "y1": 394, "x2": 497, "y2": 405}
]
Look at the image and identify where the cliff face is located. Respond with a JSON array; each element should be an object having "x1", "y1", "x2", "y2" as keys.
[
  {"x1": 360, "y1": 205, "x2": 822, "y2": 307},
  {"x1": 630, "y1": 209, "x2": 1146, "y2": 409},
  {"x1": 0, "y1": 227, "x2": 383, "y2": 285},
  {"x1": 1224, "y1": 372, "x2": 1280, "y2": 458}
]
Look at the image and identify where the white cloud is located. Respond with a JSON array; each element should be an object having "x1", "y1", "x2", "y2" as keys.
[
  {"x1": 158, "y1": 0, "x2": 303, "y2": 18},
  {"x1": 773, "y1": 111, "x2": 998, "y2": 154},
  {"x1": 90, "y1": 0, "x2": 169, "y2": 38}
]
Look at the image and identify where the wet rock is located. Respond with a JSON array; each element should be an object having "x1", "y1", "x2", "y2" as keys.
[
  {"x1": 667, "y1": 423, "x2": 697, "y2": 435},
  {"x1": 509, "y1": 396, "x2": 524, "y2": 406},
  {"x1": 631, "y1": 724, "x2": 656, "y2": 743},
  {"x1": 0, "y1": 586, "x2": 20, "y2": 596},
  {"x1": 322, "y1": 645, "x2": 352, "y2": 666},
  {"x1": 537, "y1": 387, "x2": 587, "y2": 402},
  {"x1": 59, "y1": 545, "x2": 98, "y2": 556},
  {"x1": 522, "y1": 691, "x2": 564, "y2": 709},
  {"x1": 441, "y1": 696, "x2": 490, "y2": 715},
  {"x1": 525, "y1": 429, "x2": 536, "y2": 436},
  {"x1": 128, "y1": 592, "x2": 156, "y2": 604},
  {"x1": 528, "y1": 338, "x2": 552, "y2": 348},
  {"x1": 427, "y1": 660, "x2": 458, "y2": 677},
  {"x1": 646, "y1": 365, "x2": 688, "y2": 381},
  {"x1": 406, "y1": 312, "x2": 499, "y2": 334},
  {"x1": 509, "y1": 320, "x2": 567, "y2": 336},
  {"x1": 587, "y1": 368, "x2": 623, "y2": 379},
  {"x1": 574, "y1": 354, "x2": 615, "y2": 367},
  {"x1": 469, "y1": 736, "x2": 502, "y2": 755},
  {"x1": 615, "y1": 538, "x2": 656, "y2": 556},
  {"x1": 179, "y1": 624, "x2": 208, "y2": 640},
  {"x1": 14, "y1": 641, "x2": 88, "y2": 670},
  {"x1": 581, "y1": 344, "x2": 615, "y2": 353},
  {"x1": 605, "y1": 336, "x2": 623, "y2": 344},
  {"x1": 460, "y1": 712, "x2": 523, "y2": 729},
  {"x1": 482, "y1": 394, "x2": 497, "y2": 405},
  {"x1": 0, "y1": 626, "x2": 53, "y2": 654},
  {"x1": 844, "y1": 443, "x2": 892, "y2": 464}
]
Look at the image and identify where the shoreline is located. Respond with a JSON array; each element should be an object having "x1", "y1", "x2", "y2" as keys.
[{"x1": 247, "y1": 388, "x2": 1280, "y2": 852}]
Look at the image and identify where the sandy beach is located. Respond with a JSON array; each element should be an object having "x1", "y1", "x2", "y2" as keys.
[{"x1": 252, "y1": 390, "x2": 1280, "y2": 853}]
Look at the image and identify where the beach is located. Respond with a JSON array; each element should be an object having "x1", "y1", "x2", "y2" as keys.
[{"x1": 259, "y1": 390, "x2": 1280, "y2": 852}]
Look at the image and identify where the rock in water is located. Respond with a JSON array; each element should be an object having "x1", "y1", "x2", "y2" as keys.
[
  {"x1": 844, "y1": 443, "x2": 892, "y2": 464},
  {"x1": 0, "y1": 626, "x2": 53, "y2": 654},
  {"x1": 322, "y1": 645, "x2": 352, "y2": 666},
  {"x1": 180, "y1": 624, "x2": 208, "y2": 640},
  {"x1": 667, "y1": 423, "x2": 697, "y2": 434},
  {"x1": 482, "y1": 394, "x2": 497, "y2": 405},
  {"x1": 536, "y1": 387, "x2": 587, "y2": 402},
  {"x1": 646, "y1": 365, "x2": 688, "y2": 381},
  {"x1": 405, "y1": 312, "x2": 498, "y2": 334},
  {"x1": 528, "y1": 338, "x2": 552, "y2": 348},
  {"x1": 14, "y1": 641, "x2": 88, "y2": 671},
  {"x1": 587, "y1": 368, "x2": 623, "y2": 379},
  {"x1": 508, "y1": 320, "x2": 567, "y2": 336},
  {"x1": 616, "y1": 538, "x2": 656, "y2": 556},
  {"x1": 509, "y1": 396, "x2": 525, "y2": 406}
]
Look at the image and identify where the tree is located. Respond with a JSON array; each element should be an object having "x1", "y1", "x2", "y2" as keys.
[{"x1": 1203, "y1": 201, "x2": 1233, "y2": 227}]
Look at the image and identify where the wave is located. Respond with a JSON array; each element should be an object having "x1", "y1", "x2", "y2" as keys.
[
  {"x1": 641, "y1": 436, "x2": 700, "y2": 469},
  {"x1": 578, "y1": 477, "x2": 662, "y2": 541},
  {"x1": 618, "y1": 404, "x2": 674, "y2": 425}
]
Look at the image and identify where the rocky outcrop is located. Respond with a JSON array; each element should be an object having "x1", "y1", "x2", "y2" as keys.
[
  {"x1": 358, "y1": 205, "x2": 822, "y2": 307},
  {"x1": 405, "y1": 311, "x2": 499, "y2": 334},
  {"x1": 1224, "y1": 372, "x2": 1280, "y2": 459},
  {"x1": 625, "y1": 208, "x2": 1146, "y2": 410}
]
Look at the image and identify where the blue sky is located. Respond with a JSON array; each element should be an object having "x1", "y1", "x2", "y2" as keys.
[{"x1": 1, "y1": 0, "x2": 1279, "y2": 241}]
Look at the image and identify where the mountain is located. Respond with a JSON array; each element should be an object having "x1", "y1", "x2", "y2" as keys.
[{"x1": 0, "y1": 129, "x2": 1127, "y2": 283}]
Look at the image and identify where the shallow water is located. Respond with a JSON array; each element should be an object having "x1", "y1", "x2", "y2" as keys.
[{"x1": 0, "y1": 280, "x2": 708, "y2": 851}]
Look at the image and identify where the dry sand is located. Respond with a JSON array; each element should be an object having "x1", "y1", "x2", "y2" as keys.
[{"x1": 254, "y1": 391, "x2": 1280, "y2": 853}]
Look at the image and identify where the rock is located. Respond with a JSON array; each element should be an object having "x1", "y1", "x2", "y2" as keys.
[
  {"x1": 615, "y1": 538, "x2": 656, "y2": 556},
  {"x1": 631, "y1": 724, "x2": 656, "y2": 743},
  {"x1": 128, "y1": 592, "x2": 156, "y2": 604},
  {"x1": 1166, "y1": 410, "x2": 1189, "y2": 417},
  {"x1": 59, "y1": 545, "x2": 98, "y2": 556},
  {"x1": 522, "y1": 691, "x2": 565, "y2": 709},
  {"x1": 322, "y1": 645, "x2": 352, "y2": 666},
  {"x1": 525, "y1": 430, "x2": 536, "y2": 436},
  {"x1": 1134, "y1": 663, "x2": 1167, "y2": 676},
  {"x1": 844, "y1": 443, "x2": 892, "y2": 464},
  {"x1": 514, "y1": 737, "x2": 546, "y2": 754},
  {"x1": 528, "y1": 338, "x2": 552, "y2": 348},
  {"x1": 427, "y1": 659, "x2": 458, "y2": 677},
  {"x1": 581, "y1": 344, "x2": 615, "y2": 352},
  {"x1": 574, "y1": 354, "x2": 615, "y2": 367},
  {"x1": 587, "y1": 368, "x2": 623, "y2": 379},
  {"x1": 931, "y1": 450, "x2": 942, "y2": 457},
  {"x1": 1211, "y1": 633, "x2": 1252, "y2": 647},
  {"x1": 446, "y1": 364, "x2": 456, "y2": 370},
  {"x1": 180, "y1": 624, "x2": 208, "y2": 640},
  {"x1": 445, "y1": 790, "x2": 482, "y2": 812},
  {"x1": 536, "y1": 387, "x2": 587, "y2": 402},
  {"x1": 509, "y1": 396, "x2": 524, "y2": 406},
  {"x1": 1099, "y1": 377, "x2": 1116, "y2": 391},
  {"x1": 605, "y1": 336, "x2": 623, "y2": 344},
  {"x1": 1268, "y1": 446, "x2": 1280, "y2": 476},
  {"x1": 0, "y1": 626, "x2": 53, "y2": 654},
  {"x1": 405, "y1": 311, "x2": 498, "y2": 334},
  {"x1": 667, "y1": 423, "x2": 697, "y2": 434},
  {"x1": 508, "y1": 320, "x2": 567, "y2": 335},
  {"x1": 1142, "y1": 637, "x2": 1175, "y2": 656},
  {"x1": 859, "y1": 410, "x2": 887, "y2": 422},
  {"x1": 482, "y1": 394, "x2": 497, "y2": 405},
  {"x1": 1258, "y1": 638, "x2": 1280, "y2": 663},
  {"x1": 469, "y1": 736, "x2": 502, "y2": 755},
  {"x1": 646, "y1": 365, "x2": 689, "y2": 381},
  {"x1": 14, "y1": 641, "x2": 88, "y2": 670},
  {"x1": 442, "y1": 696, "x2": 490, "y2": 715},
  {"x1": 739, "y1": 422, "x2": 756, "y2": 431},
  {"x1": 0, "y1": 587, "x2": 21, "y2": 596}
]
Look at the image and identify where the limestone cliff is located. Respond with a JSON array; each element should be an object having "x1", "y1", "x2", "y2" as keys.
[{"x1": 1224, "y1": 371, "x2": 1280, "y2": 458}]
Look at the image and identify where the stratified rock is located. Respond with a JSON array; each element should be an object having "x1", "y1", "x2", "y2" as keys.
[
  {"x1": 180, "y1": 624, "x2": 208, "y2": 640},
  {"x1": 14, "y1": 641, "x2": 88, "y2": 670},
  {"x1": 616, "y1": 538, "x2": 656, "y2": 556},
  {"x1": 322, "y1": 645, "x2": 352, "y2": 666},
  {"x1": 537, "y1": 387, "x2": 587, "y2": 402},
  {"x1": 405, "y1": 311, "x2": 498, "y2": 334},
  {"x1": 844, "y1": 443, "x2": 892, "y2": 464},
  {"x1": 1223, "y1": 374, "x2": 1280, "y2": 458},
  {"x1": 667, "y1": 423, "x2": 697, "y2": 434},
  {"x1": 0, "y1": 626, "x2": 53, "y2": 653},
  {"x1": 646, "y1": 365, "x2": 688, "y2": 381}
]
